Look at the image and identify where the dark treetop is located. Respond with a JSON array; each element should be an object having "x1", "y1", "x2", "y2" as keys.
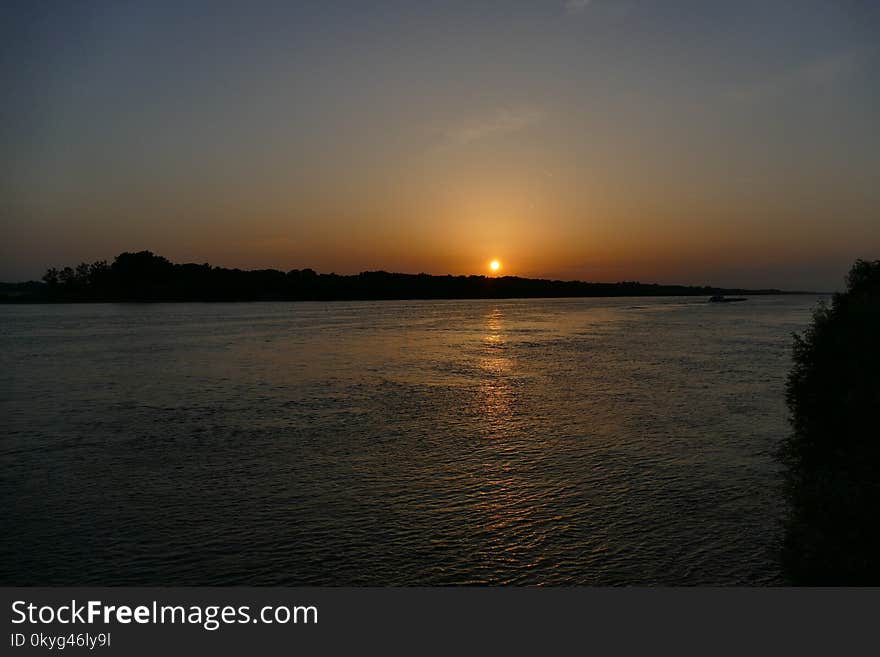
[
  {"x1": 1, "y1": 251, "x2": 790, "y2": 303},
  {"x1": 780, "y1": 258, "x2": 880, "y2": 584}
]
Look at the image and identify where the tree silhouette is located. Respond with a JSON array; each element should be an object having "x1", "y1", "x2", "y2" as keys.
[
  {"x1": 781, "y1": 259, "x2": 880, "y2": 584},
  {"x1": 3, "y1": 251, "x2": 790, "y2": 303}
]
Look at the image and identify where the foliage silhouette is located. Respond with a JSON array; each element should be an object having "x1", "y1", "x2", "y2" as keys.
[
  {"x1": 780, "y1": 259, "x2": 880, "y2": 584},
  {"x1": 1, "y1": 250, "x2": 788, "y2": 302}
]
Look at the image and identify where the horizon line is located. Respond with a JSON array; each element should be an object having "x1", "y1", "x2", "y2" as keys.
[{"x1": 0, "y1": 250, "x2": 828, "y2": 295}]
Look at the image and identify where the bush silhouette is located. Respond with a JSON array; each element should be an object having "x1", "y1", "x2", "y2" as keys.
[{"x1": 781, "y1": 259, "x2": 880, "y2": 584}]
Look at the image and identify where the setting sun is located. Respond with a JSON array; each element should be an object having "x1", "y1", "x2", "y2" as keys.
[{"x1": 489, "y1": 260, "x2": 501, "y2": 273}]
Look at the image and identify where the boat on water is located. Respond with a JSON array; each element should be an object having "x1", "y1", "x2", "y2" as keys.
[{"x1": 708, "y1": 295, "x2": 747, "y2": 303}]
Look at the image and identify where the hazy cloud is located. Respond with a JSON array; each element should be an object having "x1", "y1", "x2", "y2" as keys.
[
  {"x1": 796, "y1": 49, "x2": 863, "y2": 86},
  {"x1": 445, "y1": 107, "x2": 546, "y2": 146},
  {"x1": 563, "y1": 0, "x2": 634, "y2": 22},
  {"x1": 726, "y1": 48, "x2": 866, "y2": 104},
  {"x1": 564, "y1": 0, "x2": 592, "y2": 14}
]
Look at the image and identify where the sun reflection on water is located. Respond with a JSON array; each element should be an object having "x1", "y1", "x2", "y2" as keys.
[{"x1": 479, "y1": 308, "x2": 513, "y2": 435}]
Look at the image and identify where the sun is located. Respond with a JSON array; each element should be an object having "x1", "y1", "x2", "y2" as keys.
[{"x1": 489, "y1": 259, "x2": 501, "y2": 273}]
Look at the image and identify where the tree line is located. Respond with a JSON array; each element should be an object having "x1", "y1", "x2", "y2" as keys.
[{"x1": 1, "y1": 250, "x2": 785, "y2": 302}]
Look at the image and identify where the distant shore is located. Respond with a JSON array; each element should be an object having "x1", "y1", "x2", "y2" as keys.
[{"x1": 0, "y1": 251, "x2": 811, "y2": 303}]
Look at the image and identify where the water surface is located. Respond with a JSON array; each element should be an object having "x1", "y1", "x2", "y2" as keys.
[{"x1": 0, "y1": 296, "x2": 820, "y2": 584}]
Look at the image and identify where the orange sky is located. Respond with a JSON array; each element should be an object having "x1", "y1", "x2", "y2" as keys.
[{"x1": 3, "y1": 2, "x2": 878, "y2": 290}]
